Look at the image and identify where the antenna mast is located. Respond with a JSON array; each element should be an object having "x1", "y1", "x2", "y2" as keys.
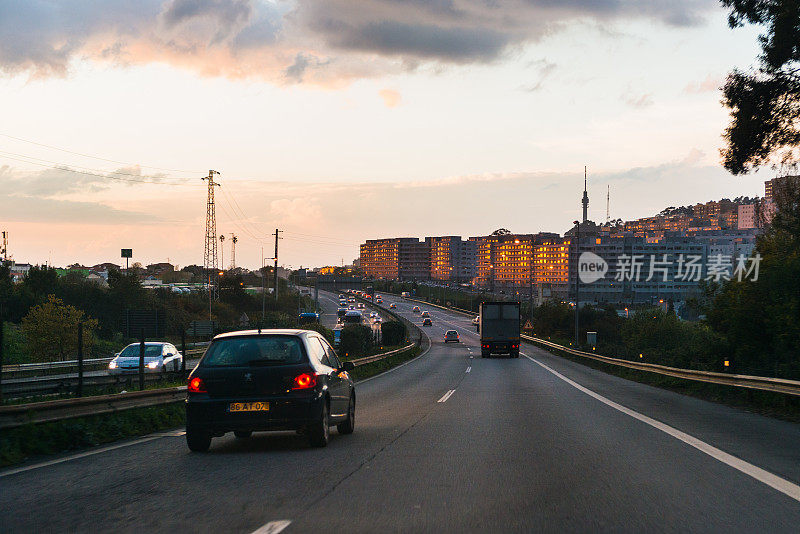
[{"x1": 606, "y1": 184, "x2": 610, "y2": 224}]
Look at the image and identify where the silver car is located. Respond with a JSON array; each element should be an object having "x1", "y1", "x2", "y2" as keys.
[{"x1": 108, "y1": 342, "x2": 183, "y2": 375}]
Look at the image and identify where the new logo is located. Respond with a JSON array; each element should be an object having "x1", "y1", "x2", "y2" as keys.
[{"x1": 578, "y1": 252, "x2": 608, "y2": 284}]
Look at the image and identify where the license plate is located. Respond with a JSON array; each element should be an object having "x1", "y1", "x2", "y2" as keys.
[{"x1": 229, "y1": 402, "x2": 269, "y2": 412}]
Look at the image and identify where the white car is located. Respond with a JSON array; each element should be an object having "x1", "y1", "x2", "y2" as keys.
[{"x1": 108, "y1": 342, "x2": 183, "y2": 375}]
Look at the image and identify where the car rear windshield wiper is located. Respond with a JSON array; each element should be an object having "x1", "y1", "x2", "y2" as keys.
[{"x1": 247, "y1": 358, "x2": 287, "y2": 366}]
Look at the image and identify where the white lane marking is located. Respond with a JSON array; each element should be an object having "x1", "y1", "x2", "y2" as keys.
[
  {"x1": 523, "y1": 353, "x2": 800, "y2": 503},
  {"x1": 466, "y1": 367, "x2": 471, "y2": 373},
  {"x1": 437, "y1": 389, "x2": 456, "y2": 403},
  {"x1": 0, "y1": 433, "x2": 172, "y2": 478},
  {"x1": 251, "y1": 520, "x2": 292, "y2": 534}
]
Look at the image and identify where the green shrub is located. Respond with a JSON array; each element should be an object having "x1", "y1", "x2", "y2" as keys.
[
  {"x1": 381, "y1": 321, "x2": 406, "y2": 346},
  {"x1": 339, "y1": 325, "x2": 374, "y2": 359}
]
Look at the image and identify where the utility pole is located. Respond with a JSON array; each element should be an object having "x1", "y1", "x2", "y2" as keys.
[
  {"x1": 273, "y1": 228, "x2": 282, "y2": 304},
  {"x1": 219, "y1": 234, "x2": 225, "y2": 273},
  {"x1": 230, "y1": 234, "x2": 238, "y2": 269},
  {"x1": 202, "y1": 170, "x2": 220, "y2": 320},
  {"x1": 0, "y1": 231, "x2": 7, "y2": 262},
  {"x1": 606, "y1": 184, "x2": 610, "y2": 225}
]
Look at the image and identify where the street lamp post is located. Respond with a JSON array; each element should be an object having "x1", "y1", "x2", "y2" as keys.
[{"x1": 573, "y1": 220, "x2": 580, "y2": 346}]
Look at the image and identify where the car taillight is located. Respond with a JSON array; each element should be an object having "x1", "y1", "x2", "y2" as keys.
[
  {"x1": 292, "y1": 373, "x2": 317, "y2": 390},
  {"x1": 188, "y1": 377, "x2": 206, "y2": 393}
]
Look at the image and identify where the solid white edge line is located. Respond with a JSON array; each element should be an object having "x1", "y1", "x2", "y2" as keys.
[
  {"x1": 251, "y1": 520, "x2": 292, "y2": 534},
  {"x1": 0, "y1": 434, "x2": 168, "y2": 478},
  {"x1": 523, "y1": 353, "x2": 800, "y2": 503}
]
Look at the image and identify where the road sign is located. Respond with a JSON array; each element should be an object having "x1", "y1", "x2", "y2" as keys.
[
  {"x1": 121, "y1": 249, "x2": 132, "y2": 258},
  {"x1": 523, "y1": 320, "x2": 533, "y2": 330}
]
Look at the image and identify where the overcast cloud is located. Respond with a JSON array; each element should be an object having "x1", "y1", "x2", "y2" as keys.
[{"x1": 0, "y1": 0, "x2": 718, "y2": 82}]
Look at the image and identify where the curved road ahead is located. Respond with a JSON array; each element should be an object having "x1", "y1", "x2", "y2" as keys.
[{"x1": 2, "y1": 292, "x2": 800, "y2": 532}]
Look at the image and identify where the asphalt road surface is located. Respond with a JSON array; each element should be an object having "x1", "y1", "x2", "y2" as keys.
[{"x1": 3, "y1": 292, "x2": 800, "y2": 533}]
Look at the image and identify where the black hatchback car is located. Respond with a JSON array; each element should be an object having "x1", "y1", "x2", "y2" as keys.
[{"x1": 186, "y1": 329, "x2": 355, "y2": 451}]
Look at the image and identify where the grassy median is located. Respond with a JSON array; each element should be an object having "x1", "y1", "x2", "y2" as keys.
[{"x1": 0, "y1": 402, "x2": 185, "y2": 468}]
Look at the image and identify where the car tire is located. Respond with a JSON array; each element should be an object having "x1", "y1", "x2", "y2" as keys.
[
  {"x1": 337, "y1": 395, "x2": 355, "y2": 435},
  {"x1": 511, "y1": 351, "x2": 519, "y2": 358},
  {"x1": 234, "y1": 430, "x2": 253, "y2": 439},
  {"x1": 186, "y1": 428, "x2": 212, "y2": 452},
  {"x1": 481, "y1": 350, "x2": 489, "y2": 358},
  {"x1": 308, "y1": 401, "x2": 330, "y2": 448}
]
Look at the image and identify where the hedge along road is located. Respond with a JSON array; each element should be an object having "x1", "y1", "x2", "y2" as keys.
[{"x1": 2, "y1": 293, "x2": 800, "y2": 532}]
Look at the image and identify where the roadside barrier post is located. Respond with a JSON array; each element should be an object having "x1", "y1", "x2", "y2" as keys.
[
  {"x1": 181, "y1": 330, "x2": 187, "y2": 377},
  {"x1": 138, "y1": 329, "x2": 145, "y2": 391},
  {"x1": 77, "y1": 322, "x2": 84, "y2": 397}
]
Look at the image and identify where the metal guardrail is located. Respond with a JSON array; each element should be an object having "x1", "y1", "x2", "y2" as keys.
[
  {"x1": 3, "y1": 346, "x2": 207, "y2": 375},
  {"x1": 0, "y1": 387, "x2": 187, "y2": 430},
  {"x1": 0, "y1": 339, "x2": 420, "y2": 429},
  {"x1": 349, "y1": 343, "x2": 416, "y2": 366},
  {"x1": 375, "y1": 291, "x2": 800, "y2": 397},
  {"x1": 523, "y1": 335, "x2": 800, "y2": 397}
]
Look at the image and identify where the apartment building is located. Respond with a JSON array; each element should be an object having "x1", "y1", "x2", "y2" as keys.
[
  {"x1": 359, "y1": 237, "x2": 431, "y2": 280},
  {"x1": 427, "y1": 236, "x2": 477, "y2": 282},
  {"x1": 473, "y1": 232, "x2": 558, "y2": 290}
]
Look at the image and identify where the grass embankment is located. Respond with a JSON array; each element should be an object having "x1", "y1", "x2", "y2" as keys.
[
  {"x1": 527, "y1": 339, "x2": 800, "y2": 423},
  {"x1": 1, "y1": 403, "x2": 184, "y2": 468}
]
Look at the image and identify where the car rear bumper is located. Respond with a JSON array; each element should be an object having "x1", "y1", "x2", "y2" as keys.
[{"x1": 186, "y1": 393, "x2": 324, "y2": 434}]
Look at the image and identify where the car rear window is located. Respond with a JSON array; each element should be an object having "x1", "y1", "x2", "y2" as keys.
[{"x1": 202, "y1": 336, "x2": 306, "y2": 367}]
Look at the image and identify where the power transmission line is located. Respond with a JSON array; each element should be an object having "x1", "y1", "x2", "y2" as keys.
[
  {"x1": 0, "y1": 152, "x2": 199, "y2": 187},
  {"x1": 0, "y1": 132, "x2": 204, "y2": 173}
]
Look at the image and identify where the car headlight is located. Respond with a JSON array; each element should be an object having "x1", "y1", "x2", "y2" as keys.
[
  {"x1": 147, "y1": 361, "x2": 160, "y2": 369},
  {"x1": 108, "y1": 360, "x2": 117, "y2": 369}
]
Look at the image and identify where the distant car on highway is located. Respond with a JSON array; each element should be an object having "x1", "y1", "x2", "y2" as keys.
[
  {"x1": 373, "y1": 317, "x2": 382, "y2": 324},
  {"x1": 369, "y1": 311, "x2": 377, "y2": 318},
  {"x1": 412, "y1": 306, "x2": 420, "y2": 313},
  {"x1": 375, "y1": 298, "x2": 383, "y2": 304},
  {"x1": 422, "y1": 318, "x2": 433, "y2": 327},
  {"x1": 421, "y1": 311, "x2": 430, "y2": 318},
  {"x1": 185, "y1": 329, "x2": 356, "y2": 451},
  {"x1": 348, "y1": 297, "x2": 355, "y2": 303},
  {"x1": 348, "y1": 305, "x2": 355, "y2": 310},
  {"x1": 357, "y1": 303, "x2": 365, "y2": 309},
  {"x1": 444, "y1": 330, "x2": 459, "y2": 343},
  {"x1": 389, "y1": 303, "x2": 396, "y2": 309},
  {"x1": 108, "y1": 342, "x2": 182, "y2": 375}
]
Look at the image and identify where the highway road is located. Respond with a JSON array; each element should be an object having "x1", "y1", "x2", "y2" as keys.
[{"x1": 3, "y1": 292, "x2": 800, "y2": 532}]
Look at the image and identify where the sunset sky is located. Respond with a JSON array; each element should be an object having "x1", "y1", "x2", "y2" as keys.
[{"x1": 0, "y1": 0, "x2": 774, "y2": 269}]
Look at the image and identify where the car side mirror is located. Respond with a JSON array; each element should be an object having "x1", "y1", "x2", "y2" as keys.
[{"x1": 341, "y1": 361, "x2": 355, "y2": 372}]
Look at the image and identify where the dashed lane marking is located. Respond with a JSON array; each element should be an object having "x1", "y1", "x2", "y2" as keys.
[
  {"x1": 437, "y1": 389, "x2": 456, "y2": 403},
  {"x1": 251, "y1": 520, "x2": 292, "y2": 534}
]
